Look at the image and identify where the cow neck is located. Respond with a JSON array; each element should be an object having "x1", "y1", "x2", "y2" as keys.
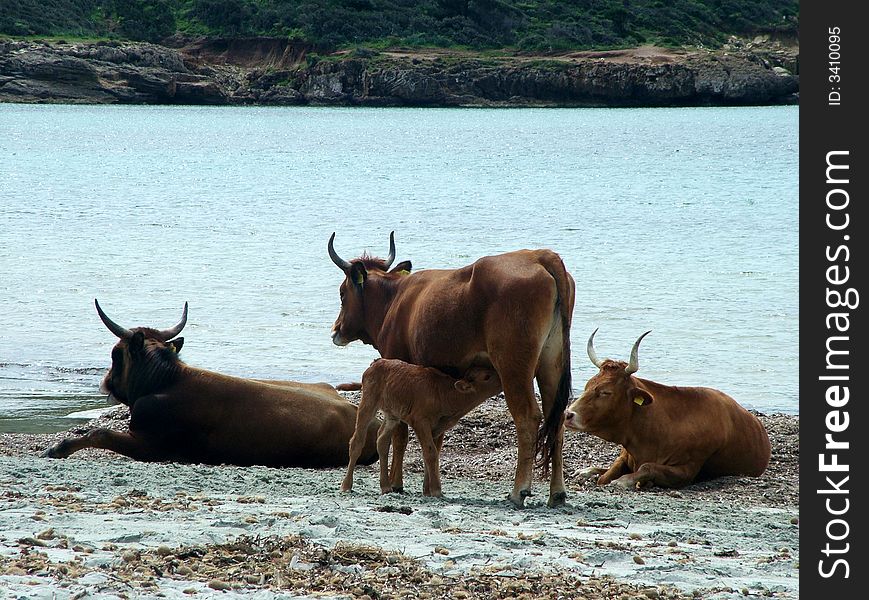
[
  {"x1": 126, "y1": 347, "x2": 184, "y2": 403},
  {"x1": 361, "y1": 274, "x2": 400, "y2": 351}
]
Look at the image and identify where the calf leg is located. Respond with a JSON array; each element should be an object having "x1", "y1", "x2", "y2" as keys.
[
  {"x1": 377, "y1": 418, "x2": 401, "y2": 494},
  {"x1": 414, "y1": 426, "x2": 443, "y2": 497},
  {"x1": 341, "y1": 394, "x2": 381, "y2": 492},
  {"x1": 388, "y1": 422, "x2": 409, "y2": 493},
  {"x1": 41, "y1": 429, "x2": 165, "y2": 461},
  {"x1": 612, "y1": 462, "x2": 699, "y2": 490},
  {"x1": 421, "y1": 432, "x2": 445, "y2": 496}
]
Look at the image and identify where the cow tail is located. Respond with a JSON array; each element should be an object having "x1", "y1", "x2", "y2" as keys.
[{"x1": 536, "y1": 254, "x2": 573, "y2": 474}]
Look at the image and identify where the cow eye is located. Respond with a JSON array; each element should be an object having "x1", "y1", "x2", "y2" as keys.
[{"x1": 599, "y1": 390, "x2": 612, "y2": 397}]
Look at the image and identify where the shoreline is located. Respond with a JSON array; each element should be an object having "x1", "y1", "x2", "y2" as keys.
[
  {"x1": 1, "y1": 38, "x2": 798, "y2": 107},
  {"x1": 0, "y1": 398, "x2": 799, "y2": 598}
]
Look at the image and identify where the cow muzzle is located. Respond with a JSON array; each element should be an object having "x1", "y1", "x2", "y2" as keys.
[
  {"x1": 99, "y1": 375, "x2": 121, "y2": 405},
  {"x1": 563, "y1": 409, "x2": 583, "y2": 431},
  {"x1": 331, "y1": 328, "x2": 349, "y2": 347}
]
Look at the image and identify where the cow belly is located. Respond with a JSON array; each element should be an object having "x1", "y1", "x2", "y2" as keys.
[{"x1": 206, "y1": 418, "x2": 353, "y2": 468}]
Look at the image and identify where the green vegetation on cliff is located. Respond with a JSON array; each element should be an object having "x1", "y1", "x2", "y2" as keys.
[{"x1": 1, "y1": 0, "x2": 798, "y2": 49}]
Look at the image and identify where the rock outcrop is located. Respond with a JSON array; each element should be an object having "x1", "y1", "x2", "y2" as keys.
[{"x1": 0, "y1": 38, "x2": 798, "y2": 107}]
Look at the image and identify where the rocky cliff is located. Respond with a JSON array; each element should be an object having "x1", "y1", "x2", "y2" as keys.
[{"x1": 0, "y1": 38, "x2": 798, "y2": 107}]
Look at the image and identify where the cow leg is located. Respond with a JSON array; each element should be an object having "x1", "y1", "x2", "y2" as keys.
[
  {"x1": 415, "y1": 426, "x2": 443, "y2": 498},
  {"x1": 536, "y1": 363, "x2": 568, "y2": 508},
  {"x1": 388, "y1": 422, "x2": 409, "y2": 493},
  {"x1": 41, "y1": 429, "x2": 164, "y2": 461},
  {"x1": 500, "y1": 376, "x2": 542, "y2": 508},
  {"x1": 596, "y1": 448, "x2": 632, "y2": 485},
  {"x1": 612, "y1": 462, "x2": 699, "y2": 490},
  {"x1": 377, "y1": 418, "x2": 401, "y2": 494},
  {"x1": 341, "y1": 395, "x2": 381, "y2": 492}
]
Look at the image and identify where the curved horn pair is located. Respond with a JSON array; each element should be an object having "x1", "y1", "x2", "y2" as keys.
[
  {"x1": 328, "y1": 231, "x2": 396, "y2": 272},
  {"x1": 586, "y1": 329, "x2": 652, "y2": 375},
  {"x1": 95, "y1": 299, "x2": 188, "y2": 341}
]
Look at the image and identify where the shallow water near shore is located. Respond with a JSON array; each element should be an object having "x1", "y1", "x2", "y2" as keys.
[{"x1": 0, "y1": 104, "x2": 798, "y2": 431}]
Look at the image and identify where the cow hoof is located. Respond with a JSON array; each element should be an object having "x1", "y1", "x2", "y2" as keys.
[
  {"x1": 573, "y1": 466, "x2": 606, "y2": 480},
  {"x1": 547, "y1": 491, "x2": 567, "y2": 508},
  {"x1": 507, "y1": 489, "x2": 532, "y2": 508},
  {"x1": 40, "y1": 446, "x2": 62, "y2": 458},
  {"x1": 611, "y1": 477, "x2": 636, "y2": 490}
]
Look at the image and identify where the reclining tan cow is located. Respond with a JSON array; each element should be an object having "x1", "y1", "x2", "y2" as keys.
[
  {"x1": 42, "y1": 300, "x2": 381, "y2": 468},
  {"x1": 342, "y1": 358, "x2": 502, "y2": 497},
  {"x1": 563, "y1": 329, "x2": 770, "y2": 489}
]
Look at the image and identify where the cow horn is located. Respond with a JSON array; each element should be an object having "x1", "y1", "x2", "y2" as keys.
[
  {"x1": 384, "y1": 231, "x2": 396, "y2": 269},
  {"x1": 587, "y1": 328, "x2": 604, "y2": 368},
  {"x1": 625, "y1": 331, "x2": 652, "y2": 375},
  {"x1": 95, "y1": 299, "x2": 133, "y2": 339},
  {"x1": 328, "y1": 232, "x2": 351, "y2": 274},
  {"x1": 156, "y1": 302, "x2": 188, "y2": 341}
]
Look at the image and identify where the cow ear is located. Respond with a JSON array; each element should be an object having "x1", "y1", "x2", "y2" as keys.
[
  {"x1": 454, "y1": 379, "x2": 473, "y2": 394},
  {"x1": 390, "y1": 260, "x2": 412, "y2": 275},
  {"x1": 167, "y1": 338, "x2": 184, "y2": 353},
  {"x1": 350, "y1": 262, "x2": 368, "y2": 288},
  {"x1": 129, "y1": 331, "x2": 145, "y2": 354},
  {"x1": 630, "y1": 388, "x2": 653, "y2": 406}
]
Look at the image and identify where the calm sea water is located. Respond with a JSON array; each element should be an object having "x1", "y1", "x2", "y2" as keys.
[{"x1": 0, "y1": 104, "x2": 798, "y2": 432}]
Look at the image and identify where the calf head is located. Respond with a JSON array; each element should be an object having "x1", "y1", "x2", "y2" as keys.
[
  {"x1": 95, "y1": 299, "x2": 187, "y2": 406},
  {"x1": 328, "y1": 231, "x2": 412, "y2": 347},
  {"x1": 455, "y1": 366, "x2": 502, "y2": 398},
  {"x1": 564, "y1": 329, "x2": 653, "y2": 438}
]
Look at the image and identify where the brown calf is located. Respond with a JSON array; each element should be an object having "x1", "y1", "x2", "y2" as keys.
[
  {"x1": 342, "y1": 358, "x2": 502, "y2": 497},
  {"x1": 563, "y1": 330, "x2": 770, "y2": 489}
]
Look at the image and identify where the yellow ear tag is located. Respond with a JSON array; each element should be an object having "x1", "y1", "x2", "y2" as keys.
[
  {"x1": 397, "y1": 270, "x2": 410, "y2": 276},
  {"x1": 634, "y1": 397, "x2": 645, "y2": 406},
  {"x1": 354, "y1": 272, "x2": 365, "y2": 285},
  {"x1": 169, "y1": 343, "x2": 177, "y2": 353}
]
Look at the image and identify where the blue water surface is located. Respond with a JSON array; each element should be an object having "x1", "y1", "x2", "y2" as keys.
[{"x1": 0, "y1": 104, "x2": 798, "y2": 431}]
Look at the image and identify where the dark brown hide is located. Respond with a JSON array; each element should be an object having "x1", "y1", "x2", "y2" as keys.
[
  {"x1": 564, "y1": 336, "x2": 770, "y2": 489},
  {"x1": 329, "y1": 234, "x2": 575, "y2": 507},
  {"x1": 43, "y1": 302, "x2": 380, "y2": 468},
  {"x1": 342, "y1": 359, "x2": 502, "y2": 497}
]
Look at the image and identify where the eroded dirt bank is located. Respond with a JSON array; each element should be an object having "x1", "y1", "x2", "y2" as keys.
[{"x1": 0, "y1": 37, "x2": 798, "y2": 107}]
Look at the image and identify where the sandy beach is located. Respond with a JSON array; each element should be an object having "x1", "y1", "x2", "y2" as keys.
[{"x1": 0, "y1": 396, "x2": 798, "y2": 599}]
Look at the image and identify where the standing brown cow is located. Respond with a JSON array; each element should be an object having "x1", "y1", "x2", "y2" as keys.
[
  {"x1": 42, "y1": 300, "x2": 381, "y2": 468},
  {"x1": 342, "y1": 358, "x2": 502, "y2": 497},
  {"x1": 328, "y1": 232, "x2": 575, "y2": 508},
  {"x1": 563, "y1": 329, "x2": 771, "y2": 489}
]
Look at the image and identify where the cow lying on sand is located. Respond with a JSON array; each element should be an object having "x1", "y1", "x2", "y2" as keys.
[
  {"x1": 563, "y1": 330, "x2": 770, "y2": 489},
  {"x1": 342, "y1": 358, "x2": 502, "y2": 497},
  {"x1": 42, "y1": 300, "x2": 381, "y2": 468}
]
